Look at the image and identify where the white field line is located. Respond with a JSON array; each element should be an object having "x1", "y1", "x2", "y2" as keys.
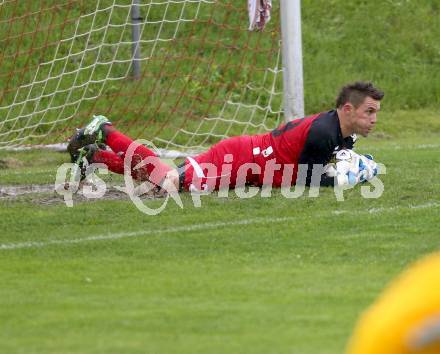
[
  {"x1": 0, "y1": 217, "x2": 294, "y2": 251},
  {"x1": 332, "y1": 201, "x2": 440, "y2": 215},
  {"x1": 0, "y1": 169, "x2": 55, "y2": 176},
  {"x1": 0, "y1": 184, "x2": 54, "y2": 196},
  {"x1": 367, "y1": 143, "x2": 440, "y2": 151},
  {"x1": 1, "y1": 202, "x2": 439, "y2": 251}
]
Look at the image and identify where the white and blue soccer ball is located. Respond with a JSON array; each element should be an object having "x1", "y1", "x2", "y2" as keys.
[{"x1": 324, "y1": 149, "x2": 378, "y2": 186}]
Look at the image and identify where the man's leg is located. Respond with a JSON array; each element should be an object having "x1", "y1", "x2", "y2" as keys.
[
  {"x1": 103, "y1": 127, "x2": 173, "y2": 185},
  {"x1": 91, "y1": 149, "x2": 178, "y2": 188},
  {"x1": 78, "y1": 144, "x2": 180, "y2": 195},
  {"x1": 68, "y1": 115, "x2": 179, "y2": 189},
  {"x1": 91, "y1": 150, "x2": 124, "y2": 175}
]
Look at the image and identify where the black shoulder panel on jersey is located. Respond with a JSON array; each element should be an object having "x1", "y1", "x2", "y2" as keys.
[
  {"x1": 297, "y1": 110, "x2": 355, "y2": 187},
  {"x1": 298, "y1": 110, "x2": 342, "y2": 165},
  {"x1": 271, "y1": 118, "x2": 304, "y2": 137}
]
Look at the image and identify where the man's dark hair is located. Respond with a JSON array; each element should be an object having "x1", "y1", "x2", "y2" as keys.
[{"x1": 336, "y1": 81, "x2": 384, "y2": 108}]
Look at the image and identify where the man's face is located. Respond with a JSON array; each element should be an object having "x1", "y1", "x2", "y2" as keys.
[{"x1": 347, "y1": 97, "x2": 381, "y2": 137}]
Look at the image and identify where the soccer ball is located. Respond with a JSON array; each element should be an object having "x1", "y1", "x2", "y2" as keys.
[{"x1": 324, "y1": 149, "x2": 377, "y2": 186}]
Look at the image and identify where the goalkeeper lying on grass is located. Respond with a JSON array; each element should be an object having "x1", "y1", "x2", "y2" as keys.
[{"x1": 67, "y1": 81, "x2": 383, "y2": 194}]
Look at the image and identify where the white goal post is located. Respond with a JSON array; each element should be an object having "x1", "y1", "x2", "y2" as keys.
[{"x1": 280, "y1": 0, "x2": 304, "y2": 121}]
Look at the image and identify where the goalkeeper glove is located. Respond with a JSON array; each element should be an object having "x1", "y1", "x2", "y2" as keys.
[{"x1": 324, "y1": 149, "x2": 378, "y2": 186}]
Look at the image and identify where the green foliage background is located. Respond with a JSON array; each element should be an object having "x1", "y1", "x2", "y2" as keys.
[{"x1": 302, "y1": 0, "x2": 440, "y2": 112}]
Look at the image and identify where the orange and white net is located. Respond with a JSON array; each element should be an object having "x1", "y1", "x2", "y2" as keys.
[{"x1": 0, "y1": 0, "x2": 284, "y2": 153}]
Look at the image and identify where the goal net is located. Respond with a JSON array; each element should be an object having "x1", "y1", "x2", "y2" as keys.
[{"x1": 0, "y1": 0, "x2": 284, "y2": 154}]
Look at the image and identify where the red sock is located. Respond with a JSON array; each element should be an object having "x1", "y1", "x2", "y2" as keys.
[
  {"x1": 92, "y1": 150, "x2": 124, "y2": 175},
  {"x1": 103, "y1": 129, "x2": 172, "y2": 185},
  {"x1": 92, "y1": 150, "x2": 152, "y2": 181},
  {"x1": 105, "y1": 129, "x2": 157, "y2": 157}
]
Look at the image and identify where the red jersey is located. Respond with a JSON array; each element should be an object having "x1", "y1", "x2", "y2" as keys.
[{"x1": 181, "y1": 110, "x2": 356, "y2": 191}]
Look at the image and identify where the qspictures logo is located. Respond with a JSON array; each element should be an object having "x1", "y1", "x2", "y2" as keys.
[{"x1": 55, "y1": 139, "x2": 386, "y2": 215}]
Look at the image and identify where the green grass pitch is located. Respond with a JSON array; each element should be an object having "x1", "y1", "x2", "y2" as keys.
[{"x1": 0, "y1": 110, "x2": 439, "y2": 354}]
